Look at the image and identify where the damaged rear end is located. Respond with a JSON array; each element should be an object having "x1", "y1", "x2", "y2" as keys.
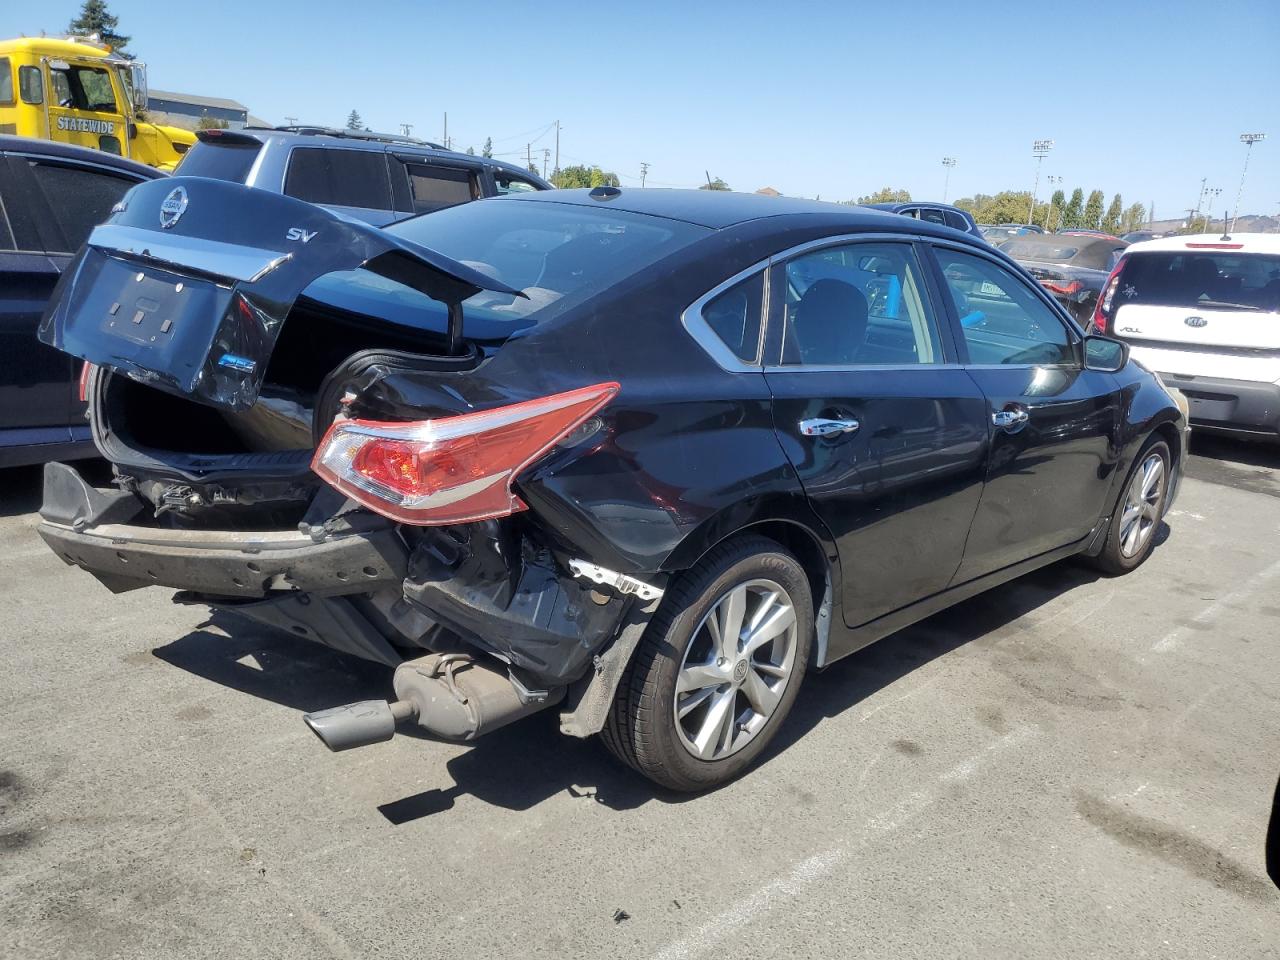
[{"x1": 37, "y1": 176, "x2": 666, "y2": 747}]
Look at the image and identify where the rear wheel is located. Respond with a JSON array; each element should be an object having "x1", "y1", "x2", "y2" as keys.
[
  {"x1": 1089, "y1": 438, "x2": 1171, "y2": 575},
  {"x1": 601, "y1": 536, "x2": 812, "y2": 792}
]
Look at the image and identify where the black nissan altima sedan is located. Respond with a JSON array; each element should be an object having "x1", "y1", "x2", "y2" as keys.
[{"x1": 36, "y1": 181, "x2": 1188, "y2": 791}]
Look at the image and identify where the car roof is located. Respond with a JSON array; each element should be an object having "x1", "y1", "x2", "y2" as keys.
[
  {"x1": 0, "y1": 135, "x2": 162, "y2": 178},
  {"x1": 1123, "y1": 232, "x2": 1280, "y2": 256},
  {"x1": 504, "y1": 187, "x2": 962, "y2": 231},
  {"x1": 866, "y1": 201, "x2": 969, "y2": 216},
  {"x1": 224, "y1": 127, "x2": 553, "y2": 188}
]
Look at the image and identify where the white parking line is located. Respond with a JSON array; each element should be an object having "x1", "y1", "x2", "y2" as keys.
[
  {"x1": 1151, "y1": 557, "x2": 1280, "y2": 653},
  {"x1": 650, "y1": 726, "x2": 1036, "y2": 960}
]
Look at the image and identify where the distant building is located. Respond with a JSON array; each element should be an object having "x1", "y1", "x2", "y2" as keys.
[
  {"x1": 146, "y1": 89, "x2": 257, "y2": 130},
  {"x1": 755, "y1": 186, "x2": 781, "y2": 197}
]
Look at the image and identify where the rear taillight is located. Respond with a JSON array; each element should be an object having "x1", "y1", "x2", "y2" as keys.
[
  {"x1": 1092, "y1": 258, "x2": 1127, "y2": 335},
  {"x1": 78, "y1": 362, "x2": 95, "y2": 402},
  {"x1": 311, "y1": 382, "x2": 619, "y2": 525},
  {"x1": 1042, "y1": 279, "x2": 1084, "y2": 296}
]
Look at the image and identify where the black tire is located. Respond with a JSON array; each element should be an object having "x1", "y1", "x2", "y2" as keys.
[
  {"x1": 601, "y1": 535, "x2": 812, "y2": 792},
  {"x1": 1087, "y1": 438, "x2": 1171, "y2": 576}
]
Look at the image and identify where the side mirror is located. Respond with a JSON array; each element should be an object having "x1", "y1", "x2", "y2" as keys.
[
  {"x1": 128, "y1": 61, "x2": 149, "y2": 114},
  {"x1": 1083, "y1": 334, "x2": 1128, "y2": 372}
]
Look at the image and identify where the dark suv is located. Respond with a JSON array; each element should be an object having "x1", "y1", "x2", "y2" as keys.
[
  {"x1": 175, "y1": 125, "x2": 553, "y2": 226},
  {"x1": 866, "y1": 201, "x2": 985, "y2": 241},
  {"x1": 0, "y1": 136, "x2": 162, "y2": 467}
]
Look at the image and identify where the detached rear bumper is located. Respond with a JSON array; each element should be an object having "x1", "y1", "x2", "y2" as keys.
[
  {"x1": 1156, "y1": 373, "x2": 1280, "y2": 439},
  {"x1": 37, "y1": 462, "x2": 407, "y2": 597}
]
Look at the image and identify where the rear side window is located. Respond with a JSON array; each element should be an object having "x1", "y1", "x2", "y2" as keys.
[
  {"x1": 943, "y1": 210, "x2": 969, "y2": 232},
  {"x1": 25, "y1": 160, "x2": 139, "y2": 252},
  {"x1": 918, "y1": 208, "x2": 946, "y2": 226},
  {"x1": 0, "y1": 58, "x2": 13, "y2": 104},
  {"x1": 176, "y1": 140, "x2": 262, "y2": 182},
  {"x1": 1116, "y1": 251, "x2": 1280, "y2": 313},
  {"x1": 780, "y1": 242, "x2": 944, "y2": 366},
  {"x1": 405, "y1": 164, "x2": 476, "y2": 214},
  {"x1": 19, "y1": 65, "x2": 42, "y2": 104},
  {"x1": 701, "y1": 272, "x2": 765, "y2": 363},
  {"x1": 284, "y1": 148, "x2": 392, "y2": 210},
  {"x1": 934, "y1": 248, "x2": 1073, "y2": 365}
]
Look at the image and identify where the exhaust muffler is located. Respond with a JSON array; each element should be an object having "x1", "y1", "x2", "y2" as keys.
[{"x1": 302, "y1": 653, "x2": 564, "y2": 752}]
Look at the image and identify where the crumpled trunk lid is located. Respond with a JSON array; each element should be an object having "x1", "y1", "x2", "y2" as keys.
[{"x1": 39, "y1": 176, "x2": 519, "y2": 412}]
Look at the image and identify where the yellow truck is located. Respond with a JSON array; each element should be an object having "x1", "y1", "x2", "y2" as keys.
[{"x1": 0, "y1": 35, "x2": 195, "y2": 170}]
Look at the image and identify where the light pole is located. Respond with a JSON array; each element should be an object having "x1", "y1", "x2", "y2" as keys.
[
  {"x1": 941, "y1": 157, "x2": 956, "y2": 202},
  {"x1": 1044, "y1": 175, "x2": 1063, "y2": 229},
  {"x1": 1231, "y1": 133, "x2": 1266, "y2": 233},
  {"x1": 1028, "y1": 139, "x2": 1054, "y2": 225},
  {"x1": 1202, "y1": 187, "x2": 1221, "y2": 232}
]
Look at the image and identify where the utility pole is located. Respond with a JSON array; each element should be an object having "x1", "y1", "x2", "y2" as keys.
[
  {"x1": 941, "y1": 157, "x2": 956, "y2": 203},
  {"x1": 399, "y1": 123, "x2": 413, "y2": 138},
  {"x1": 640, "y1": 161, "x2": 650, "y2": 188},
  {"x1": 526, "y1": 142, "x2": 533, "y2": 173},
  {"x1": 1193, "y1": 176, "x2": 1207, "y2": 222},
  {"x1": 1028, "y1": 139, "x2": 1054, "y2": 224},
  {"x1": 283, "y1": 115, "x2": 298, "y2": 127},
  {"x1": 542, "y1": 148, "x2": 550, "y2": 179},
  {"x1": 1231, "y1": 132, "x2": 1266, "y2": 233},
  {"x1": 443, "y1": 112, "x2": 448, "y2": 150},
  {"x1": 554, "y1": 120, "x2": 560, "y2": 186}
]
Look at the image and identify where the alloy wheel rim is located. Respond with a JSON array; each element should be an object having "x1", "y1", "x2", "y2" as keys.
[
  {"x1": 673, "y1": 578, "x2": 798, "y2": 762},
  {"x1": 1118, "y1": 453, "x2": 1165, "y2": 558}
]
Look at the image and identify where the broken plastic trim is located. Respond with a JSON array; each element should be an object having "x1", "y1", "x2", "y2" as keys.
[{"x1": 568, "y1": 558, "x2": 664, "y2": 602}]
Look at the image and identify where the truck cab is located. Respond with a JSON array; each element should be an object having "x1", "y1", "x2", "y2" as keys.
[{"x1": 0, "y1": 36, "x2": 195, "y2": 170}]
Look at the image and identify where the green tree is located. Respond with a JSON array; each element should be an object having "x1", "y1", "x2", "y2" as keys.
[
  {"x1": 1046, "y1": 188, "x2": 1066, "y2": 231},
  {"x1": 700, "y1": 177, "x2": 731, "y2": 191},
  {"x1": 196, "y1": 115, "x2": 229, "y2": 130},
  {"x1": 954, "y1": 190, "x2": 1038, "y2": 225},
  {"x1": 1062, "y1": 188, "x2": 1084, "y2": 229},
  {"x1": 1121, "y1": 202, "x2": 1146, "y2": 233},
  {"x1": 69, "y1": 0, "x2": 130, "y2": 53},
  {"x1": 481, "y1": 137, "x2": 493, "y2": 159},
  {"x1": 1083, "y1": 190, "x2": 1105, "y2": 229},
  {"x1": 554, "y1": 164, "x2": 620, "y2": 189},
  {"x1": 855, "y1": 187, "x2": 911, "y2": 204},
  {"x1": 465, "y1": 146, "x2": 475, "y2": 156},
  {"x1": 346, "y1": 109, "x2": 363, "y2": 130},
  {"x1": 1102, "y1": 194, "x2": 1124, "y2": 235}
]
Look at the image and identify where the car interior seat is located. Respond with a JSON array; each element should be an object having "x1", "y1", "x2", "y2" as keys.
[{"x1": 790, "y1": 279, "x2": 869, "y2": 365}]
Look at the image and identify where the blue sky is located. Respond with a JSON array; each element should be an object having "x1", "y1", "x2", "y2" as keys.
[{"x1": 7, "y1": 0, "x2": 1279, "y2": 218}]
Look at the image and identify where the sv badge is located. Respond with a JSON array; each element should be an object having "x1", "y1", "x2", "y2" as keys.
[{"x1": 286, "y1": 227, "x2": 318, "y2": 243}]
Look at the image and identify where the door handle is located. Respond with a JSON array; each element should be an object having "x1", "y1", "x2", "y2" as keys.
[
  {"x1": 991, "y1": 408, "x2": 1029, "y2": 429},
  {"x1": 799, "y1": 417, "x2": 860, "y2": 437}
]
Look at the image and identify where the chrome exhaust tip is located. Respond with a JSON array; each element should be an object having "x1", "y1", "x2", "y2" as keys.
[{"x1": 301, "y1": 699, "x2": 415, "y2": 752}]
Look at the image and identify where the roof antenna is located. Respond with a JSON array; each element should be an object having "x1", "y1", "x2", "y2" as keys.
[{"x1": 1220, "y1": 209, "x2": 1231, "y2": 241}]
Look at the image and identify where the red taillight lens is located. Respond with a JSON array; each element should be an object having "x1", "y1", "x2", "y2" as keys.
[
  {"x1": 78, "y1": 362, "x2": 95, "y2": 402},
  {"x1": 311, "y1": 382, "x2": 619, "y2": 525},
  {"x1": 1092, "y1": 258, "x2": 1127, "y2": 335},
  {"x1": 1042, "y1": 279, "x2": 1084, "y2": 296}
]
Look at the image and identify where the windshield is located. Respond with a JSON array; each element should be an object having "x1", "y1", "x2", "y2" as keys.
[
  {"x1": 376, "y1": 198, "x2": 710, "y2": 326},
  {"x1": 1118, "y1": 251, "x2": 1280, "y2": 312}
]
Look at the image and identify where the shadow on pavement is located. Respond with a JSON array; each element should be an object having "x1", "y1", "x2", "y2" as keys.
[
  {"x1": 152, "y1": 559, "x2": 1106, "y2": 820},
  {"x1": 0, "y1": 466, "x2": 43, "y2": 519}
]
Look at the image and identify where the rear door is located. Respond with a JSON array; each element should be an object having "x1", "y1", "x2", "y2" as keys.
[
  {"x1": 928, "y1": 243, "x2": 1121, "y2": 582},
  {"x1": 1108, "y1": 247, "x2": 1280, "y2": 383},
  {"x1": 0, "y1": 151, "x2": 145, "y2": 433},
  {"x1": 764, "y1": 237, "x2": 989, "y2": 634}
]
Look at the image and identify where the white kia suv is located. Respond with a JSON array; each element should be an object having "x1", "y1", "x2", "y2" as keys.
[{"x1": 1093, "y1": 233, "x2": 1280, "y2": 441}]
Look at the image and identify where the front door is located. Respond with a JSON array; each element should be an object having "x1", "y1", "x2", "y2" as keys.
[
  {"x1": 43, "y1": 58, "x2": 129, "y2": 159},
  {"x1": 928, "y1": 244, "x2": 1121, "y2": 582},
  {"x1": 764, "y1": 239, "x2": 989, "y2": 636}
]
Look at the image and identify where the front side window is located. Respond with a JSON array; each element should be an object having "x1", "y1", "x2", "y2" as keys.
[
  {"x1": 49, "y1": 65, "x2": 117, "y2": 112},
  {"x1": 0, "y1": 58, "x2": 13, "y2": 104},
  {"x1": 495, "y1": 171, "x2": 539, "y2": 195},
  {"x1": 405, "y1": 164, "x2": 476, "y2": 214},
  {"x1": 934, "y1": 248, "x2": 1074, "y2": 365},
  {"x1": 780, "y1": 242, "x2": 944, "y2": 366},
  {"x1": 18, "y1": 65, "x2": 42, "y2": 105},
  {"x1": 285, "y1": 148, "x2": 393, "y2": 210},
  {"x1": 26, "y1": 160, "x2": 139, "y2": 252}
]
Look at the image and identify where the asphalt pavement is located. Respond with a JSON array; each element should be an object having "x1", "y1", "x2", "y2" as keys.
[{"x1": 1, "y1": 433, "x2": 1278, "y2": 959}]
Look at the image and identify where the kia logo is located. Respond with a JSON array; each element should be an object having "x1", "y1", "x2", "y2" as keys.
[
  {"x1": 1184, "y1": 316, "x2": 1208, "y2": 328},
  {"x1": 159, "y1": 186, "x2": 188, "y2": 229}
]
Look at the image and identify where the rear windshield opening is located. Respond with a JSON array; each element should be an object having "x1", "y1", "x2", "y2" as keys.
[
  {"x1": 175, "y1": 139, "x2": 263, "y2": 183},
  {"x1": 1119, "y1": 251, "x2": 1280, "y2": 311}
]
